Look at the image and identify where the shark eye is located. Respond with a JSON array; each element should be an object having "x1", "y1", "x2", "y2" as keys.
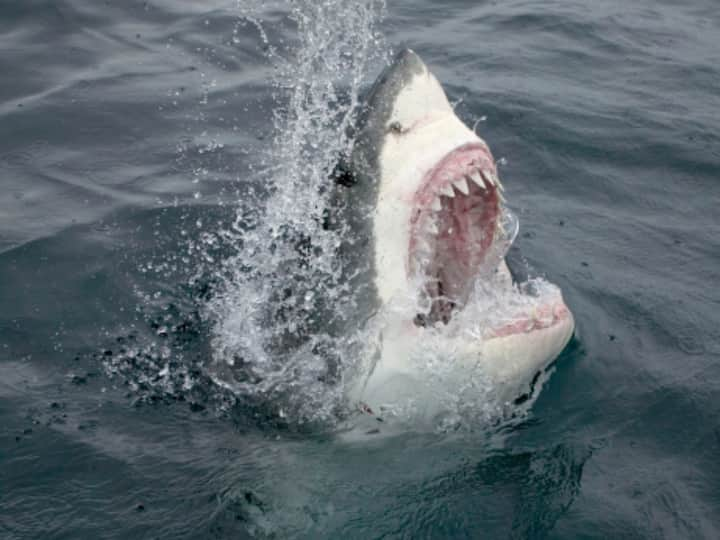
[{"x1": 388, "y1": 121, "x2": 405, "y2": 134}]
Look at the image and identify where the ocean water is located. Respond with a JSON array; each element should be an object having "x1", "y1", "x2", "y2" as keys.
[{"x1": 2, "y1": 1, "x2": 720, "y2": 538}]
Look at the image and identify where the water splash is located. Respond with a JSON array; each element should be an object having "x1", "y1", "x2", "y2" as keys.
[
  {"x1": 201, "y1": 3, "x2": 565, "y2": 433},
  {"x1": 167, "y1": 1, "x2": 565, "y2": 434},
  {"x1": 204, "y1": 1, "x2": 388, "y2": 428}
]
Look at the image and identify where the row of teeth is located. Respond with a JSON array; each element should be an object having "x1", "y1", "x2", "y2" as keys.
[
  {"x1": 417, "y1": 169, "x2": 503, "y2": 238},
  {"x1": 429, "y1": 168, "x2": 503, "y2": 212}
]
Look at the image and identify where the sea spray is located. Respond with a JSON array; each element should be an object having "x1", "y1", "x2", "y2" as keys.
[{"x1": 204, "y1": 1, "x2": 388, "y2": 427}]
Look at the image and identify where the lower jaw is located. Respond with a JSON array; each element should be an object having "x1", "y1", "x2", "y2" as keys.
[
  {"x1": 354, "y1": 303, "x2": 575, "y2": 414},
  {"x1": 485, "y1": 300, "x2": 572, "y2": 340},
  {"x1": 410, "y1": 294, "x2": 573, "y2": 341}
]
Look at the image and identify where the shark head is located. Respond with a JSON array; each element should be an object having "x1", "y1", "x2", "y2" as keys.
[{"x1": 342, "y1": 49, "x2": 574, "y2": 419}]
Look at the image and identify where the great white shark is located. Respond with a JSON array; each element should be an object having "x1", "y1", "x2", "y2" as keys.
[{"x1": 330, "y1": 49, "x2": 574, "y2": 424}]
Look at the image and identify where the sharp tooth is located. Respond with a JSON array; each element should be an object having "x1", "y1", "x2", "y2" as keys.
[
  {"x1": 482, "y1": 169, "x2": 495, "y2": 186},
  {"x1": 469, "y1": 171, "x2": 485, "y2": 190},
  {"x1": 484, "y1": 169, "x2": 504, "y2": 191},
  {"x1": 430, "y1": 197, "x2": 442, "y2": 211},
  {"x1": 439, "y1": 184, "x2": 455, "y2": 198},
  {"x1": 493, "y1": 173, "x2": 505, "y2": 191},
  {"x1": 453, "y1": 177, "x2": 469, "y2": 195}
]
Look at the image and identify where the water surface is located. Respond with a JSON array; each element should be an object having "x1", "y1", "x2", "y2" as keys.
[{"x1": 2, "y1": 1, "x2": 720, "y2": 538}]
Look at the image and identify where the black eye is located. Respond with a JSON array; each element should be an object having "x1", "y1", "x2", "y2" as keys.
[{"x1": 388, "y1": 121, "x2": 404, "y2": 134}]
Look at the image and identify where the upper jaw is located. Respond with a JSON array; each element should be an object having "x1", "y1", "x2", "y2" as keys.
[
  {"x1": 372, "y1": 113, "x2": 485, "y2": 305},
  {"x1": 409, "y1": 142, "x2": 502, "y2": 233}
]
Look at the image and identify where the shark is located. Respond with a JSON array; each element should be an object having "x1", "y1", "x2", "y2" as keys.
[{"x1": 329, "y1": 49, "x2": 574, "y2": 425}]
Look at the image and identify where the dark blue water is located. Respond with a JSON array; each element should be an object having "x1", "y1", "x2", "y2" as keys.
[{"x1": 2, "y1": 1, "x2": 720, "y2": 538}]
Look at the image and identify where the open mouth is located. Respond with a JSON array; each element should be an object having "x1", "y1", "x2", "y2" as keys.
[
  {"x1": 409, "y1": 143, "x2": 503, "y2": 326},
  {"x1": 407, "y1": 141, "x2": 570, "y2": 337},
  {"x1": 409, "y1": 143, "x2": 571, "y2": 335}
]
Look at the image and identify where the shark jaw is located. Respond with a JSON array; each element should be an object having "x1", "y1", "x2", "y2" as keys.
[
  {"x1": 409, "y1": 141, "x2": 504, "y2": 327},
  {"x1": 347, "y1": 49, "x2": 574, "y2": 420},
  {"x1": 405, "y1": 141, "x2": 571, "y2": 339}
]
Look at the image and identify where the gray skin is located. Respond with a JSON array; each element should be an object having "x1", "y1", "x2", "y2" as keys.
[
  {"x1": 345, "y1": 49, "x2": 426, "y2": 184},
  {"x1": 330, "y1": 50, "x2": 428, "y2": 321}
]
